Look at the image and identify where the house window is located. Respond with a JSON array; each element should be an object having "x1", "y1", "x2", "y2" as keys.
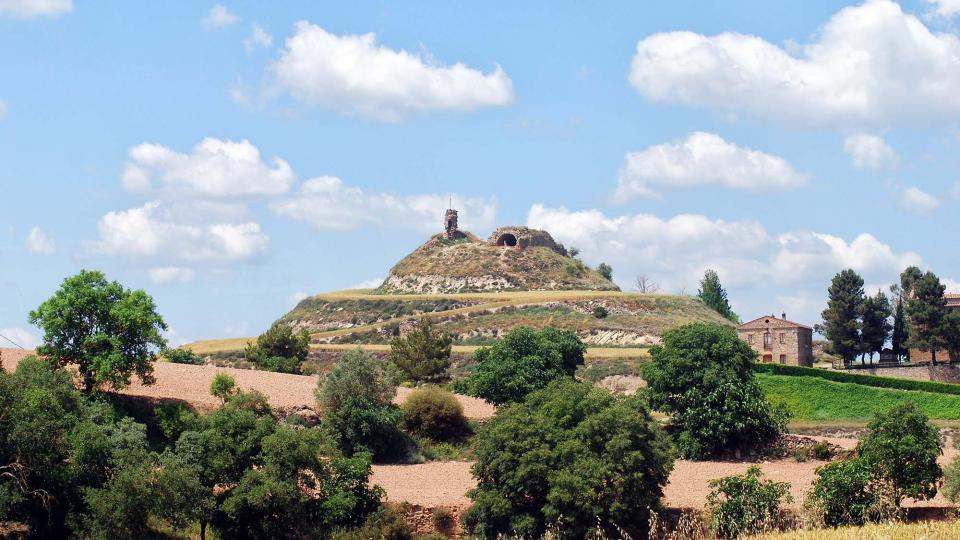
[
  {"x1": 779, "y1": 354, "x2": 787, "y2": 364},
  {"x1": 763, "y1": 332, "x2": 772, "y2": 350},
  {"x1": 748, "y1": 333, "x2": 754, "y2": 344},
  {"x1": 779, "y1": 333, "x2": 785, "y2": 344}
]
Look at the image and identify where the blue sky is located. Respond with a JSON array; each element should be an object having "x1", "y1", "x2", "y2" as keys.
[{"x1": 3, "y1": 0, "x2": 960, "y2": 347}]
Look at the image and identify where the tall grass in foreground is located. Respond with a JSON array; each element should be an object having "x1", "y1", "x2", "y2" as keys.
[{"x1": 746, "y1": 520, "x2": 960, "y2": 539}]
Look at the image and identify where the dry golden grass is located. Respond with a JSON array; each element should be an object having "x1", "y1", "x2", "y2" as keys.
[
  {"x1": 315, "y1": 289, "x2": 661, "y2": 302},
  {"x1": 746, "y1": 520, "x2": 960, "y2": 540}
]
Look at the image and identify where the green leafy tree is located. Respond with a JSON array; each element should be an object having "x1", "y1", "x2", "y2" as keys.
[
  {"x1": 859, "y1": 290, "x2": 892, "y2": 363},
  {"x1": 210, "y1": 372, "x2": 237, "y2": 404},
  {"x1": 643, "y1": 323, "x2": 787, "y2": 459},
  {"x1": 943, "y1": 440, "x2": 960, "y2": 504},
  {"x1": 28, "y1": 269, "x2": 167, "y2": 392},
  {"x1": 698, "y1": 269, "x2": 739, "y2": 322},
  {"x1": 467, "y1": 379, "x2": 674, "y2": 539},
  {"x1": 905, "y1": 271, "x2": 947, "y2": 365},
  {"x1": 857, "y1": 402, "x2": 942, "y2": 506},
  {"x1": 244, "y1": 323, "x2": 310, "y2": 374},
  {"x1": 151, "y1": 451, "x2": 214, "y2": 537},
  {"x1": 805, "y1": 458, "x2": 877, "y2": 527},
  {"x1": 164, "y1": 348, "x2": 204, "y2": 365},
  {"x1": 821, "y1": 269, "x2": 865, "y2": 366},
  {"x1": 706, "y1": 466, "x2": 792, "y2": 538},
  {"x1": 461, "y1": 327, "x2": 585, "y2": 405},
  {"x1": 317, "y1": 350, "x2": 409, "y2": 461},
  {"x1": 401, "y1": 387, "x2": 469, "y2": 442},
  {"x1": 891, "y1": 293, "x2": 908, "y2": 362},
  {"x1": 389, "y1": 317, "x2": 452, "y2": 382},
  {"x1": 596, "y1": 262, "x2": 613, "y2": 281},
  {"x1": 943, "y1": 310, "x2": 960, "y2": 362}
]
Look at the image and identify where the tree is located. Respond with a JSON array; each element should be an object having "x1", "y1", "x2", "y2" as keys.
[
  {"x1": 388, "y1": 317, "x2": 452, "y2": 382},
  {"x1": 643, "y1": 323, "x2": 787, "y2": 459},
  {"x1": 891, "y1": 293, "x2": 908, "y2": 362},
  {"x1": 466, "y1": 379, "x2": 674, "y2": 539},
  {"x1": 900, "y1": 266, "x2": 924, "y2": 299},
  {"x1": 697, "y1": 269, "x2": 739, "y2": 322},
  {"x1": 28, "y1": 270, "x2": 167, "y2": 392},
  {"x1": 165, "y1": 348, "x2": 204, "y2": 365},
  {"x1": 401, "y1": 387, "x2": 469, "y2": 442},
  {"x1": 859, "y1": 290, "x2": 892, "y2": 363},
  {"x1": 905, "y1": 271, "x2": 947, "y2": 365},
  {"x1": 706, "y1": 466, "x2": 791, "y2": 538},
  {"x1": 634, "y1": 275, "x2": 660, "y2": 293},
  {"x1": 805, "y1": 458, "x2": 877, "y2": 527},
  {"x1": 596, "y1": 262, "x2": 613, "y2": 281},
  {"x1": 210, "y1": 372, "x2": 237, "y2": 404},
  {"x1": 316, "y1": 350, "x2": 409, "y2": 461},
  {"x1": 244, "y1": 323, "x2": 310, "y2": 374},
  {"x1": 943, "y1": 310, "x2": 960, "y2": 362},
  {"x1": 461, "y1": 327, "x2": 586, "y2": 405},
  {"x1": 856, "y1": 402, "x2": 942, "y2": 506},
  {"x1": 821, "y1": 269, "x2": 865, "y2": 366}
]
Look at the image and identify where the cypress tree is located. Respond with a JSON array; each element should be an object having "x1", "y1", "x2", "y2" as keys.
[
  {"x1": 859, "y1": 290, "x2": 892, "y2": 364},
  {"x1": 891, "y1": 295, "x2": 908, "y2": 362},
  {"x1": 821, "y1": 269, "x2": 865, "y2": 366},
  {"x1": 905, "y1": 271, "x2": 947, "y2": 365},
  {"x1": 697, "y1": 269, "x2": 738, "y2": 322}
]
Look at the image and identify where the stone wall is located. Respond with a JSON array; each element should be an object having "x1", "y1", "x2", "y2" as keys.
[
  {"x1": 853, "y1": 363, "x2": 960, "y2": 383},
  {"x1": 487, "y1": 226, "x2": 567, "y2": 255}
]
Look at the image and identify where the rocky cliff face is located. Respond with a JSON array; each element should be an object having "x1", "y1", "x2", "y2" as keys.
[{"x1": 376, "y1": 233, "x2": 619, "y2": 294}]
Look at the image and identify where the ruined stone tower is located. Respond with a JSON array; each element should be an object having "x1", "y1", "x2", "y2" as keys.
[{"x1": 444, "y1": 208, "x2": 459, "y2": 239}]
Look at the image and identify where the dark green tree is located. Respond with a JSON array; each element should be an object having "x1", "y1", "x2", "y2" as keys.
[
  {"x1": 943, "y1": 310, "x2": 960, "y2": 363},
  {"x1": 805, "y1": 459, "x2": 877, "y2": 527},
  {"x1": 643, "y1": 323, "x2": 787, "y2": 459},
  {"x1": 697, "y1": 269, "x2": 738, "y2": 322},
  {"x1": 244, "y1": 323, "x2": 310, "y2": 374},
  {"x1": 461, "y1": 327, "x2": 586, "y2": 405},
  {"x1": 856, "y1": 402, "x2": 942, "y2": 506},
  {"x1": 900, "y1": 266, "x2": 924, "y2": 298},
  {"x1": 859, "y1": 290, "x2": 892, "y2": 363},
  {"x1": 28, "y1": 270, "x2": 167, "y2": 392},
  {"x1": 706, "y1": 466, "x2": 792, "y2": 538},
  {"x1": 891, "y1": 293, "x2": 908, "y2": 362},
  {"x1": 596, "y1": 262, "x2": 613, "y2": 281},
  {"x1": 388, "y1": 317, "x2": 452, "y2": 382},
  {"x1": 905, "y1": 271, "x2": 947, "y2": 365},
  {"x1": 821, "y1": 269, "x2": 865, "y2": 366},
  {"x1": 467, "y1": 379, "x2": 674, "y2": 539}
]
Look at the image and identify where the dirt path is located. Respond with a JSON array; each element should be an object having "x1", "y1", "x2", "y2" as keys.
[{"x1": 0, "y1": 349, "x2": 496, "y2": 419}]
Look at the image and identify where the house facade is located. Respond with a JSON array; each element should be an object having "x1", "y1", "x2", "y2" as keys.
[{"x1": 737, "y1": 314, "x2": 814, "y2": 367}]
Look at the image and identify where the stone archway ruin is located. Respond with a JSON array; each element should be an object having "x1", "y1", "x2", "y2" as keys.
[{"x1": 495, "y1": 233, "x2": 518, "y2": 247}]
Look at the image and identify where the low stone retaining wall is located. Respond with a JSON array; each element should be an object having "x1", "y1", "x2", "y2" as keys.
[{"x1": 854, "y1": 363, "x2": 960, "y2": 383}]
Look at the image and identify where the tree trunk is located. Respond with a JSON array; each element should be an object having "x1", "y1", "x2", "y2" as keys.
[{"x1": 200, "y1": 521, "x2": 206, "y2": 540}]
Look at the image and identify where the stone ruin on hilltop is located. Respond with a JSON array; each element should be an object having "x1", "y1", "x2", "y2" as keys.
[{"x1": 443, "y1": 206, "x2": 567, "y2": 256}]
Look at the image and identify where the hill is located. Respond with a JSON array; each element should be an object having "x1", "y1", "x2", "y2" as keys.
[{"x1": 377, "y1": 230, "x2": 619, "y2": 294}]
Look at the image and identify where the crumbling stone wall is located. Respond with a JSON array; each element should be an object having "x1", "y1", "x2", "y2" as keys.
[{"x1": 487, "y1": 226, "x2": 567, "y2": 256}]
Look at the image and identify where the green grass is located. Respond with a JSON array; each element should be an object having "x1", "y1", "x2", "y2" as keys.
[
  {"x1": 758, "y1": 373, "x2": 960, "y2": 421},
  {"x1": 753, "y1": 362, "x2": 960, "y2": 395}
]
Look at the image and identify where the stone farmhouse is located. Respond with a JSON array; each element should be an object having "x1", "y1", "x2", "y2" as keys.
[{"x1": 737, "y1": 314, "x2": 814, "y2": 367}]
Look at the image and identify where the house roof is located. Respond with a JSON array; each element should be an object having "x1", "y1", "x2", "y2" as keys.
[{"x1": 737, "y1": 315, "x2": 813, "y2": 331}]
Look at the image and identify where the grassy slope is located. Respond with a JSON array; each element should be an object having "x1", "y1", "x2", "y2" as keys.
[{"x1": 758, "y1": 373, "x2": 960, "y2": 421}]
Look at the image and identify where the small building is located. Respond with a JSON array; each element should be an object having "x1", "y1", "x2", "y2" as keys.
[{"x1": 737, "y1": 313, "x2": 814, "y2": 367}]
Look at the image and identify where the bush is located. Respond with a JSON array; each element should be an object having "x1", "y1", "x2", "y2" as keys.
[
  {"x1": 401, "y1": 387, "x2": 469, "y2": 442},
  {"x1": 245, "y1": 323, "x2": 310, "y2": 374},
  {"x1": 432, "y1": 507, "x2": 455, "y2": 535},
  {"x1": 810, "y1": 441, "x2": 832, "y2": 460},
  {"x1": 210, "y1": 372, "x2": 237, "y2": 404},
  {"x1": 154, "y1": 401, "x2": 197, "y2": 442},
  {"x1": 389, "y1": 317, "x2": 453, "y2": 383},
  {"x1": 805, "y1": 459, "x2": 877, "y2": 527},
  {"x1": 596, "y1": 262, "x2": 613, "y2": 281},
  {"x1": 318, "y1": 350, "x2": 411, "y2": 461},
  {"x1": 462, "y1": 327, "x2": 586, "y2": 405},
  {"x1": 644, "y1": 323, "x2": 788, "y2": 459},
  {"x1": 706, "y1": 466, "x2": 792, "y2": 538},
  {"x1": 332, "y1": 504, "x2": 413, "y2": 540},
  {"x1": 943, "y1": 448, "x2": 960, "y2": 504},
  {"x1": 165, "y1": 348, "x2": 204, "y2": 365},
  {"x1": 752, "y1": 362, "x2": 960, "y2": 395},
  {"x1": 592, "y1": 305, "x2": 609, "y2": 319},
  {"x1": 856, "y1": 402, "x2": 942, "y2": 506},
  {"x1": 468, "y1": 379, "x2": 674, "y2": 539}
]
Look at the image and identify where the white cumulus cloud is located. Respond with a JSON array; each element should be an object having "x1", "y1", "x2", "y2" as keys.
[
  {"x1": 203, "y1": 4, "x2": 237, "y2": 29},
  {"x1": 269, "y1": 21, "x2": 514, "y2": 121},
  {"x1": 0, "y1": 327, "x2": 40, "y2": 350},
  {"x1": 122, "y1": 138, "x2": 295, "y2": 198},
  {"x1": 843, "y1": 134, "x2": 899, "y2": 169},
  {"x1": 0, "y1": 0, "x2": 72, "y2": 19},
  {"x1": 244, "y1": 24, "x2": 272, "y2": 52},
  {"x1": 900, "y1": 186, "x2": 940, "y2": 214},
  {"x1": 272, "y1": 176, "x2": 497, "y2": 234},
  {"x1": 629, "y1": 0, "x2": 960, "y2": 127},
  {"x1": 25, "y1": 226, "x2": 55, "y2": 255},
  {"x1": 90, "y1": 201, "x2": 269, "y2": 262},
  {"x1": 926, "y1": 0, "x2": 960, "y2": 17},
  {"x1": 287, "y1": 291, "x2": 309, "y2": 307},
  {"x1": 615, "y1": 132, "x2": 804, "y2": 200},
  {"x1": 148, "y1": 267, "x2": 196, "y2": 285}
]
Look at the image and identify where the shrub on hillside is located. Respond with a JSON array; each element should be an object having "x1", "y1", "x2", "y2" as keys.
[
  {"x1": 401, "y1": 387, "x2": 469, "y2": 442},
  {"x1": 943, "y1": 446, "x2": 960, "y2": 504},
  {"x1": 389, "y1": 317, "x2": 452, "y2": 383},
  {"x1": 317, "y1": 350, "x2": 411, "y2": 461},
  {"x1": 592, "y1": 305, "x2": 609, "y2": 319},
  {"x1": 856, "y1": 402, "x2": 942, "y2": 506},
  {"x1": 805, "y1": 458, "x2": 877, "y2": 527},
  {"x1": 467, "y1": 379, "x2": 674, "y2": 539},
  {"x1": 644, "y1": 323, "x2": 788, "y2": 459},
  {"x1": 210, "y1": 372, "x2": 237, "y2": 404},
  {"x1": 706, "y1": 466, "x2": 792, "y2": 538},
  {"x1": 461, "y1": 327, "x2": 586, "y2": 405},
  {"x1": 244, "y1": 323, "x2": 310, "y2": 374},
  {"x1": 165, "y1": 348, "x2": 204, "y2": 365}
]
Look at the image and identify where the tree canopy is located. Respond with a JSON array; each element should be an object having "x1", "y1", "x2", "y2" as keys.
[
  {"x1": 905, "y1": 271, "x2": 948, "y2": 364},
  {"x1": 244, "y1": 323, "x2": 311, "y2": 374},
  {"x1": 821, "y1": 269, "x2": 865, "y2": 365},
  {"x1": 29, "y1": 269, "x2": 167, "y2": 392},
  {"x1": 388, "y1": 317, "x2": 452, "y2": 382},
  {"x1": 859, "y1": 290, "x2": 892, "y2": 361},
  {"x1": 697, "y1": 269, "x2": 738, "y2": 322}
]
